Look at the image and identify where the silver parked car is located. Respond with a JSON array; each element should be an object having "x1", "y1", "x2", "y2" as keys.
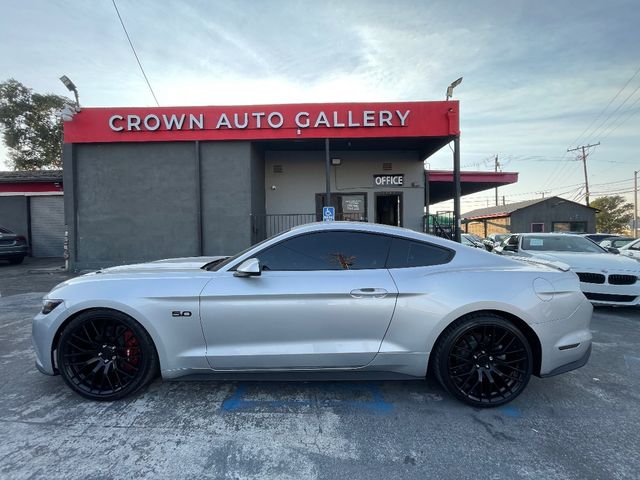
[{"x1": 33, "y1": 222, "x2": 593, "y2": 407}]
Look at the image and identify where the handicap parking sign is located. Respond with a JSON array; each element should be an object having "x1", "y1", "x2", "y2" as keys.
[{"x1": 322, "y1": 206, "x2": 335, "y2": 222}]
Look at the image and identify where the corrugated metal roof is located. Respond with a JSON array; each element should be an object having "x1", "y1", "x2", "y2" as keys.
[
  {"x1": 462, "y1": 196, "x2": 596, "y2": 220},
  {"x1": 0, "y1": 170, "x2": 63, "y2": 183}
]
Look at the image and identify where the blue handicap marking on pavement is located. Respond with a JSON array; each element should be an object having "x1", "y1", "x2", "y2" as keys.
[
  {"x1": 221, "y1": 382, "x2": 392, "y2": 413},
  {"x1": 498, "y1": 404, "x2": 522, "y2": 418},
  {"x1": 322, "y1": 206, "x2": 335, "y2": 222}
]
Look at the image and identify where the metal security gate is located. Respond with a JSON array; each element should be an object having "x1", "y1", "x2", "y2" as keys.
[{"x1": 29, "y1": 195, "x2": 65, "y2": 257}]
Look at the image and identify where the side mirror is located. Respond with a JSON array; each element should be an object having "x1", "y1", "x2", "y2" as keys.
[
  {"x1": 503, "y1": 244, "x2": 518, "y2": 252},
  {"x1": 234, "y1": 258, "x2": 261, "y2": 277},
  {"x1": 606, "y1": 247, "x2": 620, "y2": 255}
]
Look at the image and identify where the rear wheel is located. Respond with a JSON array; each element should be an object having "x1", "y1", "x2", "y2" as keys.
[
  {"x1": 433, "y1": 314, "x2": 532, "y2": 407},
  {"x1": 56, "y1": 309, "x2": 158, "y2": 401}
]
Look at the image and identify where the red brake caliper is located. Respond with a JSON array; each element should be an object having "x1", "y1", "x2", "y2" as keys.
[{"x1": 122, "y1": 330, "x2": 140, "y2": 372}]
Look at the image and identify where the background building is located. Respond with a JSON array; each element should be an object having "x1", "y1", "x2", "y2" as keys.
[
  {"x1": 463, "y1": 196, "x2": 598, "y2": 237},
  {"x1": 0, "y1": 171, "x2": 64, "y2": 257}
]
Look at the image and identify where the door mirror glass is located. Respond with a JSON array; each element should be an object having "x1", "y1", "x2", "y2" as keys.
[
  {"x1": 234, "y1": 258, "x2": 261, "y2": 277},
  {"x1": 606, "y1": 247, "x2": 620, "y2": 255}
]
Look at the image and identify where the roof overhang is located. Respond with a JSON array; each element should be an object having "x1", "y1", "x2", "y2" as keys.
[{"x1": 427, "y1": 170, "x2": 519, "y2": 204}]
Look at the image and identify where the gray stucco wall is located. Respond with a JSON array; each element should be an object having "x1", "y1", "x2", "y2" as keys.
[
  {"x1": 74, "y1": 143, "x2": 199, "y2": 269},
  {"x1": 200, "y1": 141, "x2": 261, "y2": 256},
  {"x1": 0, "y1": 196, "x2": 28, "y2": 238},
  {"x1": 265, "y1": 150, "x2": 424, "y2": 231},
  {"x1": 67, "y1": 141, "x2": 261, "y2": 270},
  {"x1": 510, "y1": 198, "x2": 597, "y2": 233}
]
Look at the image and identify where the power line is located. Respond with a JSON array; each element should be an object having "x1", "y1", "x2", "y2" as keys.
[
  {"x1": 111, "y1": 0, "x2": 160, "y2": 107},
  {"x1": 571, "y1": 63, "x2": 640, "y2": 147}
]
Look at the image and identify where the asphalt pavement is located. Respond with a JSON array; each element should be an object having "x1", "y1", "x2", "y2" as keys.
[{"x1": 0, "y1": 259, "x2": 639, "y2": 479}]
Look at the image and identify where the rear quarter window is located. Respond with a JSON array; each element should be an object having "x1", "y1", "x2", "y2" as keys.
[{"x1": 386, "y1": 238, "x2": 454, "y2": 268}]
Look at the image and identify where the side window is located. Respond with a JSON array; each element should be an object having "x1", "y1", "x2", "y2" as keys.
[
  {"x1": 255, "y1": 231, "x2": 392, "y2": 271},
  {"x1": 386, "y1": 238, "x2": 454, "y2": 268}
]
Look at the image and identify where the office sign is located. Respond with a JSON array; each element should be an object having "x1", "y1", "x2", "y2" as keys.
[{"x1": 373, "y1": 174, "x2": 404, "y2": 187}]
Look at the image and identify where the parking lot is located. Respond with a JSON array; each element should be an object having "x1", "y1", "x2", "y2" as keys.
[{"x1": 0, "y1": 259, "x2": 639, "y2": 479}]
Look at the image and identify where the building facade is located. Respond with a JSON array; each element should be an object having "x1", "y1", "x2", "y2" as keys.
[{"x1": 463, "y1": 196, "x2": 598, "y2": 237}]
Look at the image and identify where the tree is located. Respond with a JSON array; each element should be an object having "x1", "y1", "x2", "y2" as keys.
[
  {"x1": 590, "y1": 195, "x2": 634, "y2": 233},
  {"x1": 0, "y1": 79, "x2": 74, "y2": 170}
]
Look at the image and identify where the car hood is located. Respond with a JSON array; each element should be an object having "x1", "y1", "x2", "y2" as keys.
[
  {"x1": 526, "y1": 251, "x2": 640, "y2": 272},
  {"x1": 96, "y1": 256, "x2": 228, "y2": 274}
]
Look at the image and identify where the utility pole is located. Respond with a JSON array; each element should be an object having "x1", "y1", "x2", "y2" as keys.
[
  {"x1": 494, "y1": 154, "x2": 500, "y2": 206},
  {"x1": 634, "y1": 170, "x2": 638, "y2": 237},
  {"x1": 567, "y1": 142, "x2": 600, "y2": 207}
]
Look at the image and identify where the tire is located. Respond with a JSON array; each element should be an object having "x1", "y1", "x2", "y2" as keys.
[
  {"x1": 9, "y1": 256, "x2": 24, "y2": 265},
  {"x1": 433, "y1": 313, "x2": 533, "y2": 408},
  {"x1": 56, "y1": 309, "x2": 159, "y2": 401}
]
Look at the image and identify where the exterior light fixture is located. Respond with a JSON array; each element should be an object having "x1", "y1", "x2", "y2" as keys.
[
  {"x1": 60, "y1": 75, "x2": 80, "y2": 107},
  {"x1": 331, "y1": 158, "x2": 342, "y2": 166},
  {"x1": 446, "y1": 77, "x2": 463, "y2": 101}
]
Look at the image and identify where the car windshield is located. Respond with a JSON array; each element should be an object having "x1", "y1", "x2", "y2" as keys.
[
  {"x1": 521, "y1": 235, "x2": 607, "y2": 253},
  {"x1": 204, "y1": 229, "x2": 291, "y2": 271}
]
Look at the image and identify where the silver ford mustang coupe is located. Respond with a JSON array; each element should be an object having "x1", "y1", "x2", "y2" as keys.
[{"x1": 32, "y1": 222, "x2": 593, "y2": 407}]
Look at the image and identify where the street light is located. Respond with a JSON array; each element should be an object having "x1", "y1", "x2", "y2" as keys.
[
  {"x1": 446, "y1": 77, "x2": 463, "y2": 100},
  {"x1": 59, "y1": 75, "x2": 80, "y2": 107}
]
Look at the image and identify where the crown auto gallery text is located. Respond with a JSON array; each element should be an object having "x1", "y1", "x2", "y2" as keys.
[{"x1": 108, "y1": 109, "x2": 412, "y2": 132}]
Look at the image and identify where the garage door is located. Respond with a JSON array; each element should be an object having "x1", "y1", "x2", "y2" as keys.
[{"x1": 30, "y1": 195, "x2": 65, "y2": 257}]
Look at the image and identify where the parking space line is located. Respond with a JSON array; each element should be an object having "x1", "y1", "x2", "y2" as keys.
[{"x1": 221, "y1": 382, "x2": 393, "y2": 413}]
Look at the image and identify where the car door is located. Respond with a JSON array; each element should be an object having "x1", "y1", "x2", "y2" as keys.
[
  {"x1": 199, "y1": 231, "x2": 398, "y2": 370},
  {"x1": 622, "y1": 239, "x2": 640, "y2": 259}
]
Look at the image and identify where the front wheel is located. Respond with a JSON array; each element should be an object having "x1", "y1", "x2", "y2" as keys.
[
  {"x1": 56, "y1": 309, "x2": 158, "y2": 401},
  {"x1": 433, "y1": 314, "x2": 533, "y2": 407}
]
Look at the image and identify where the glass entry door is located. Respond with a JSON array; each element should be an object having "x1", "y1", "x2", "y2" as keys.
[
  {"x1": 315, "y1": 193, "x2": 367, "y2": 221},
  {"x1": 375, "y1": 192, "x2": 402, "y2": 227}
]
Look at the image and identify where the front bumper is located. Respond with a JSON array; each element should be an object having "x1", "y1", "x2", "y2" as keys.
[
  {"x1": 32, "y1": 303, "x2": 68, "y2": 376},
  {"x1": 534, "y1": 297, "x2": 593, "y2": 377}
]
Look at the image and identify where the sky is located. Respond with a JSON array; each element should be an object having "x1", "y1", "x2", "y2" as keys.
[{"x1": 0, "y1": 0, "x2": 638, "y2": 213}]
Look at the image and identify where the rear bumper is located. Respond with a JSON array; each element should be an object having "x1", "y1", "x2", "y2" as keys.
[
  {"x1": 0, "y1": 246, "x2": 28, "y2": 257},
  {"x1": 539, "y1": 343, "x2": 591, "y2": 377},
  {"x1": 535, "y1": 298, "x2": 593, "y2": 377}
]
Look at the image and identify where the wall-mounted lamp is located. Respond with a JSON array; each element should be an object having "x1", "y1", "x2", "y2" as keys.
[{"x1": 331, "y1": 158, "x2": 342, "y2": 166}]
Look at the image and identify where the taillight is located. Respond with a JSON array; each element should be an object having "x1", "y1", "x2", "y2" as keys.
[{"x1": 16, "y1": 236, "x2": 27, "y2": 245}]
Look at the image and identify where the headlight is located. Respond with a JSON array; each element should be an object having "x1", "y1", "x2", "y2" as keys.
[{"x1": 42, "y1": 299, "x2": 63, "y2": 315}]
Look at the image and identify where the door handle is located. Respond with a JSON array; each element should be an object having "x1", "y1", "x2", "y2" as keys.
[{"x1": 350, "y1": 288, "x2": 388, "y2": 299}]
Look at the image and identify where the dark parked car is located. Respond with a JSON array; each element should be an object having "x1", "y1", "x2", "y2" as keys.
[
  {"x1": 582, "y1": 233, "x2": 619, "y2": 244},
  {"x1": 0, "y1": 226, "x2": 28, "y2": 264}
]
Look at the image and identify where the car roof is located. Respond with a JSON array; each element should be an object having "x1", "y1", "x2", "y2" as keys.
[{"x1": 288, "y1": 221, "x2": 458, "y2": 248}]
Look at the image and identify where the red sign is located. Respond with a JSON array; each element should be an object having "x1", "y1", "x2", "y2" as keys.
[{"x1": 64, "y1": 101, "x2": 459, "y2": 143}]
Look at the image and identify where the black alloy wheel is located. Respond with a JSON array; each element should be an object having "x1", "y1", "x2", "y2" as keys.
[
  {"x1": 57, "y1": 309, "x2": 158, "y2": 401},
  {"x1": 433, "y1": 314, "x2": 533, "y2": 407}
]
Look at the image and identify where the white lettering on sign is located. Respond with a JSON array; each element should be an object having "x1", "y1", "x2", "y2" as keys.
[
  {"x1": 373, "y1": 174, "x2": 405, "y2": 187},
  {"x1": 295, "y1": 112, "x2": 310, "y2": 128},
  {"x1": 163, "y1": 114, "x2": 185, "y2": 130},
  {"x1": 267, "y1": 112, "x2": 284, "y2": 128},
  {"x1": 107, "y1": 109, "x2": 413, "y2": 132},
  {"x1": 234, "y1": 113, "x2": 249, "y2": 129},
  {"x1": 143, "y1": 114, "x2": 161, "y2": 131},
  {"x1": 109, "y1": 115, "x2": 124, "y2": 131}
]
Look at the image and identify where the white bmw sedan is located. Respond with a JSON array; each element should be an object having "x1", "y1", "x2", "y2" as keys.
[
  {"x1": 33, "y1": 223, "x2": 592, "y2": 407},
  {"x1": 495, "y1": 233, "x2": 640, "y2": 306}
]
